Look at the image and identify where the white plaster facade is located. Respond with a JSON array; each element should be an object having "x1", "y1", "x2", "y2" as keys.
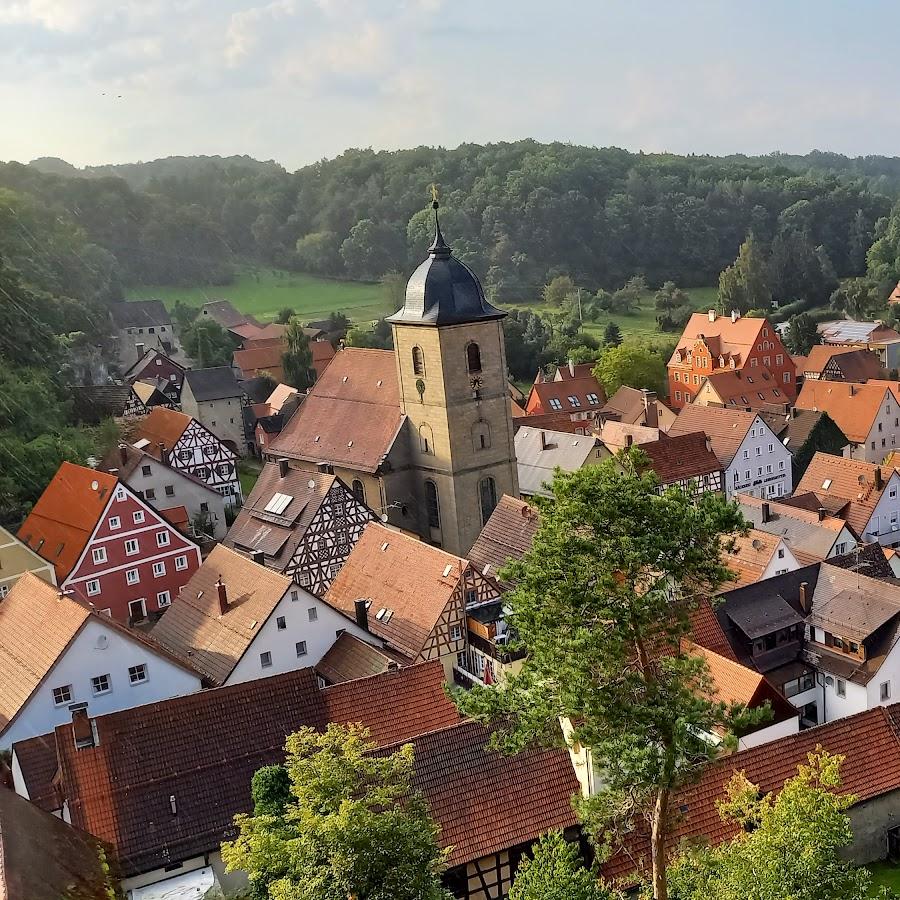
[
  {"x1": 856, "y1": 471, "x2": 900, "y2": 546},
  {"x1": 225, "y1": 586, "x2": 372, "y2": 686},
  {"x1": 1, "y1": 618, "x2": 202, "y2": 749},
  {"x1": 726, "y1": 416, "x2": 793, "y2": 500},
  {"x1": 845, "y1": 388, "x2": 900, "y2": 463},
  {"x1": 759, "y1": 539, "x2": 801, "y2": 580}
]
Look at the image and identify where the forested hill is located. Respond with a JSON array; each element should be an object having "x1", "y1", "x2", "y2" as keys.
[{"x1": 3, "y1": 141, "x2": 900, "y2": 296}]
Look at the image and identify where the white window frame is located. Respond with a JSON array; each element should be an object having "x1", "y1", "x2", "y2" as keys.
[
  {"x1": 174, "y1": 554, "x2": 188, "y2": 571},
  {"x1": 126, "y1": 568, "x2": 140, "y2": 585},
  {"x1": 128, "y1": 663, "x2": 148, "y2": 685},
  {"x1": 152, "y1": 561, "x2": 166, "y2": 577},
  {"x1": 125, "y1": 538, "x2": 140, "y2": 556},
  {"x1": 108, "y1": 516, "x2": 121, "y2": 531},
  {"x1": 133, "y1": 510, "x2": 145, "y2": 525},
  {"x1": 156, "y1": 531, "x2": 171, "y2": 548},
  {"x1": 86, "y1": 579, "x2": 101, "y2": 596},
  {"x1": 91, "y1": 674, "x2": 112, "y2": 696},
  {"x1": 92, "y1": 546, "x2": 107, "y2": 565},
  {"x1": 157, "y1": 590, "x2": 171, "y2": 607}
]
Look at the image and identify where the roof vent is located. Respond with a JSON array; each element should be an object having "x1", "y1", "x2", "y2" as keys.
[
  {"x1": 169, "y1": 795, "x2": 177, "y2": 816},
  {"x1": 482, "y1": 563, "x2": 492, "y2": 575},
  {"x1": 90, "y1": 480, "x2": 99, "y2": 491},
  {"x1": 347, "y1": 440, "x2": 353, "y2": 448},
  {"x1": 314, "y1": 435, "x2": 320, "y2": 442},
  {"x1": 377, "y1": 380, "x2": 383, "y2": 387},
  {"x1": 342, "y1": 375, "x2": 349, "y2": 383},
  {"x1": 381, "y1": 542, "x2": 389, "y2": 552},
  {"x1": 442, "y1": 564, "x2": 453, "y2": 577}
]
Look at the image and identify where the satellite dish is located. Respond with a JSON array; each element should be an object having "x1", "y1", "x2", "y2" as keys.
[
  {"x1": 90, "y1": 480, "x2": 99, "y2": 491},
  {"x1": 308, "y1": 480, "x2": 316, "y2": 489},
  {"x1": 825, "y1": 676, "x2": 834, "y2": 687},
  {"x1": 95, "y1": 634, "x2": 109, "y2": 650},
  {"x1": 380, "y1": 514, "x2": 388, "y2": 522}
]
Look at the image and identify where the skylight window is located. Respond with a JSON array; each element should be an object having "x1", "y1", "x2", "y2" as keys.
[
  {"x1": 568, "y1": 395, "x2": 581, "y2": 408},
  {"x1": 587, "y1": 393, "x2": 599, "y2": 404},
  {"x1": 549, "y1": 398, "x2": 563, "y2": 411},
  {"x1": 264, "y1": 492, "x2": 293, "y2": 515},
  {"x1": 822, "y1": 479, "x2": 832, "y2": 490}
]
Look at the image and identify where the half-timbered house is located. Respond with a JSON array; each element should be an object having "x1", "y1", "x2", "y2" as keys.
[
  {"x1": 133, "y1": 406, "x2": 242, "y2": 504},
  {"x1": 324, "y1": 522, "x2": 502, "y2": 681},
  {"x1": 224, "y1": 460, "x2": 377, "y2": 596},
  {"x1": 123, "y1": 379, "x2": 179, "y2": 418},
  {"x1": 122, "y1": 348, "x2": 185, "y2": 401},
  {"x1": 17, "y1": 462, "x2": 202, "y2": 623},
  {"x1": 637, "y1": 431, "x2": 725, "y2": 497}
]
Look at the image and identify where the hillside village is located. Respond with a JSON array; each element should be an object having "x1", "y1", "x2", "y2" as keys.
[{"x1": 11, "y1": 198, "x2": 900, "y2": 900}]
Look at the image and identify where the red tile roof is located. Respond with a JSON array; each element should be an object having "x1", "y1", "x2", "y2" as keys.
[
  {"x1": 56, "y1": 661, "x2": 460, "y2": 877},
  {"x1": 269, "y1": 348, "x2": 402, "y2": 472},
  {"x1": 667, "y1": 406, "x2": 760, "y2": 467},
  {"x1": 233, "y1": 343, "x2": 286, "y2": 382},
  {"x1": 10, "y1": 732, "x2": 60, "y2": 812},
  {"x1": 380, "y1": 721, "x2": 580, "y2": 868},
  {"x1": 468, "y1": 495, "x2": 540, "y2": 585},
  {"x1": 315, "y1": 632, "x2": 401, "y2": 684},
  {"x1": 669, "y1": 313, "x2": 769, "y2": 366},
  {"x1": 638, "y1": 432, "x2": 723, "y2": 485},
  {"x1": 132, "y1": 406, "x2": 192, "y2": 456},
  {"x1": 697, "y1": 367, "x2": 787, "y2": 410},
  {"x1": 525, "y1": 375, "x2": 606, "y2": 416},
  {"x1": 605, "y1": 705, "x2": 900, "y2": 881},
  {"x1": 17, "y1": 463, "x2": 118, "y2": 582}
]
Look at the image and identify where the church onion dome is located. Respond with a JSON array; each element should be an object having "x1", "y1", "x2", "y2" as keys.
[{"x1": 386, "y1": 199, "x2": 506, "y2": 327}]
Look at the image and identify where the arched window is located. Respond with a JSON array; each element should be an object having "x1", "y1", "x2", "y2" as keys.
[
  {"x1": 418, "y1": 423, "x2": 434, "y2": 454},
  {"x1": 412, "y1": 346, "x2": 425, "y2": 376},
  {"x1": 471, "y1": 420, "x2": 491, "y2": 452},
  {"x1": 425, "y1": 480, "x2": 441, "y2": 529},
  {"x1": 466, "y1": 342, "x2": 482, "y2": 374},
  {"x1": 351, "y1": 479, "x2": 366, "y2": 503},
  {"x1": 479, "y1": 476, "x2": 497, "y2": 525}
]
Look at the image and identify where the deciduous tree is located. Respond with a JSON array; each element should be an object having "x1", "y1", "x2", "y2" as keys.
[
  {"x1": 282, "y1": 316, "x2": 315, "y2": 391},
  {"x1": 455, "y1": 450, "x2": 750, "y2": 900},
  {"x1": 718, "y1": 234, "x2": 771, "y2": 314},
  {"x1": 181, "y1": 318, "x2": 234, "y2": 368},
  {"x1": 221, "y1": 724, "x2": 452, "y2": 900},
  {"x1": 593, "y1": 342, "x2": 667, "y2": 395}
]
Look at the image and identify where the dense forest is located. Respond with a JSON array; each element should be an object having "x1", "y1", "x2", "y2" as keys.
[{"x1": 4, "y1": 142, "x2": 900, "y2": 299}]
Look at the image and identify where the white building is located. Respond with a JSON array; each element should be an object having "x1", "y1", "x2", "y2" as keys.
[
  {"x1": 151, "y1": 544, "x2": 376, "y2": 686},
  {"x1": 669, "y1": 405, "x2": 793, "y2": 500},
  {"x1": 0, "y1": 573, "x2": 203, "y2": 749}
]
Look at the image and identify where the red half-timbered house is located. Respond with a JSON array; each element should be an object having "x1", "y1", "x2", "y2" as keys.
[
  {"x1": 133, "y1": 406, "x2": 242, "y2": 503},
  {"x1": 18, "y1": 462, "x2": 201, "y2": 624}
]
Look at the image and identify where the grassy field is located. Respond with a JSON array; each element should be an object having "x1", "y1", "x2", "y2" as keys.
[
  {"x1": 509, "y1": 285, "x2": 719, "y2": 345},
  {"x1": 868, "y1": 861, "x2": 900, "y2": 895},
  {"x1": 127, "y1": 267, "x2": 391, "y2": 325}
]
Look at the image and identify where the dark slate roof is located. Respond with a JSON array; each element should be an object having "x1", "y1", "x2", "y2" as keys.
[
  {"x1": 110, "y1": 299, "x2": 171, "y2": 328},
  {"x1": 183, "y1": 365, "x2": 242, "y2": 401},
  {"x1": 386, "y1": 203, "x2": 505, "y2": 327},
  {"x1": 759, "y1": 408, "x2": 846, "y2": 455},
  {"x1": 71, "y1": 384, "x2": 130, "y2": 422},
  {"x1": 829, "y1": 542, "x2": 895, "y2": 580},
  {"x1": 241, "y1": 375, "x2": 276, "y2": 404},
  {"x1": 0, "y1": 786, "x2": 118, "y2": 900}
]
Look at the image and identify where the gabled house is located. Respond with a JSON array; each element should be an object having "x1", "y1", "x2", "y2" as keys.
[
  {"x1": 514, "y1": 426, "x2": 609, "y2": 498},
  {"x1": 123, "y1": 378, "x2": 179, "y2": 418},
  {"x1": 736, "y1": 494, "x2": 858, "y2": 563},
  {"x1": 802, "y1": 345, "x2": 885, "y2": 383},
  {"x1": 792, "y1": 452, "x2": 900, "y2": 547},
  {"x1": 794, "y1": 380, "x2": 899, "y2": 462},
  {"x1": 818, "y1": 319, "x2": 900, "y2": 369},
  {"x1": 198, "y1": 299, "x2": 260, "y2": 334},
  {"x1": 597, "y1": 420, "x2": 661, "y2": 452},
  {"x1": 0, "y1": 573, "x2": 202, "y2": 748},
  {"x1": 132, "y1": 406, "x2": 242, "y2": 503},
  {"x1": 668, "y1": 404, "x2": 793, "y2": 499},
  {"x1": 109, "y1": 299, "x2": 183, "y2": 371},
  {"x1": 38, "y1": 662, "x2": 462, "y2": 896},
  {"x1": 180, "y1": 366, "x2": 247, "y2": 453},
  {"x1": 316, "y1": 632, "x2": 405, "y2": 685},
  {"x1": 324, "y1": 522, "x2": 501, "y2": 680},
  {"x1": 18, "y1": 462, "x2": 202, "y2": 623},
  {"x1": 0, "y1": 524, "x2": 56, "y2": 598},
  {"x1": 467, "y1": 494, "x2": 540, "y2": 588},
  {"x1": 151, "y1": 545, "x2": 373, "y2": 686},
  {"x1": 693, "y1": 367, "x2": 789, "y2": 412},
  {"x1": 723, "y1": 528, "x2": 800, "y2": 589},
  {"x1": 524, "y1": 366, "x2": 606, "y2": 419},
  {"x1": 759, "y1": 407, "x2": 849, "y2": 481},
  {"x1": 99, "y1": 442, "x2": 230, "y2": 540},
  {"x1": 225, "y1": 461, "x2": 377, "y2": 596},
  {"x1": 0, "y1": 786, "x2": 121, "y2": 900},
  {"x1": 637, "y1": 432, "x2": 725, "y2": 497},
  {"x1": 599, "y1": 385, "x2": 676, "y2": 430},
  {"x1": 122, "y1": 347, "x2": 185, "y2": 401},
  {"x1": 668, "y1": 310, "x2": 796, "y2": 409}
]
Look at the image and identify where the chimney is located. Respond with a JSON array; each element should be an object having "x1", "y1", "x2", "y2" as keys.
[
  {"x1": 216, "y1": 577, "x2": 228, "y2": 615},
  {"x1": 158, "y1": 441, "x2": 167, "y2": 464},
  {"x1": 705, "y1": 436, "x2": 713, "y2": 453},
  {"x1": 641, "y1": 389, "x2": 658, "y2": 429},
  {"x1": 731, "y1": 309, "x2": 739, "y2": 324},
  {"x1": 818, "y1": 507, "x2": 826, "y2": 522},
  {"x1": 251, "y1": 550, "x2": 265, "y2": 565},
  {"x1": 625, "y1": 434, "x2": 633, "y2": 448},
  {"x1": 539, "y1": 431, "x2": 548, "y2": 451},
  {"x1": 761, "y1": 502, "x2": 771, "y2": 524},
  {"x1": 708, "y1": 309, "x2": 717, "y2": 322},
  {"x1": 798, "y1": 581, "x2": 810, "y2": 615},
  {"x1": 568, "y1": 358, "x2": 575, "y2": 378},
  {"x1": 119, "y1": 443, "x2": 128, "y2": 465},
  {"x1": 876, "y1": 467, "x2": 884, "y2": 491},
  {"x1": 849, "y1": 384, "x2": 856, "y2": 397},
  {"x1": 354, "y1": 598, "x2": 369, "y2": 630},
  {"x1": 278, "y1": 458, "x2": 289, "y2": 478},
  {"x1": 72, "y1": 707, "x2": 95, "y2": 750}
]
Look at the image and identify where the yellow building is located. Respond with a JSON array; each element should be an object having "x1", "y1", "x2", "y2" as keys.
[
  {"x1": 0, "y1": 525, "x2": 57, "y2": 598},
  {"x1": 266, "y1": 201, "x2": 518, "y2": 557}
]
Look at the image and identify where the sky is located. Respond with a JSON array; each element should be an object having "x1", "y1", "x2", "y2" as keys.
[{"x1": 1, "y1": 0, "x2": 897, "y2": 170}]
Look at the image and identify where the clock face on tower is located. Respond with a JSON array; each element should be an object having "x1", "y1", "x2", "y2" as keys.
[{"x1": 469, "y1": 375, "x2": 483, "y2": 391}]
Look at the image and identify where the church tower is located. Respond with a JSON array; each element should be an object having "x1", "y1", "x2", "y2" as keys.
[{"x1": 387, "y1": 199, "x2": 518, "y2": 557}]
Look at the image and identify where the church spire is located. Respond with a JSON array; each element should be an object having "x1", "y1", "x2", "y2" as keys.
[{"x1": 428, "y1": 185, "x2": 450, "y2": 257}]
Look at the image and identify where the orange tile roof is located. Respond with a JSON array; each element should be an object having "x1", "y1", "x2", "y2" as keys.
[
  {"x1": 266, "y1": 382, "x2": 301, "y2": 412},
  {"x1": 795, "y1": 452, "x2": 893, "y2": 536},
  {"x1": 689, "y1": 599, "x2": 739, "y2": 661},
  {"x1": 160, "y1": 505, "x2": 189, "y2": 531},
  {"x1": 686, "y1": 641, "x2": 775, "y2": 708},
  {"x1": 468, "y1": 495, "x2": 540, "y2": 584},
  {"x1": 803, "y1": 344, "x2": 858, "y2": 374},
  {"x1": 605, "y1": 705, "x2": 900, "y2": 882},
  {"x1": 269, "y1": 348, "x2": 402, "y2": 472},
  {"x1": 133, "y1": 406, "x2": 192, "y2": 456},
  {"x1": 670, "y1": 313, "x2": 768, "y2": 365},
  {"x1": 151, "y1": 544, "x2": 294, "y2": 685},
  {"x1": 55, "y1": 661, "x2": 460, "y2": 877},
  {"x1": 233, "y1": 343, "x2": 285, "y2": 381},
  {"x1": 667, "y1": 406, "x2": 758, "y2": 466},
  {"x1": 526, "y1": 374, "x2": 606, "y2": 415},
  {"x1": 723, "y1": 529, "x2": 782, "y2": 588},
  {"x1": 794, "y1": 380, "x2": 897, "y2": 443},
  {"x1": 698, "y1": 368, "x2": 787, "y2": 410},
  {"x1": 18, "y1": 462, "x2": 118, "y2": 581},
  {"x1": 325, "y1": 523, "x2": 467, "y2": 660},
  {"x1": 638, "y1": 432, "x2": 723, "y2": 485}
]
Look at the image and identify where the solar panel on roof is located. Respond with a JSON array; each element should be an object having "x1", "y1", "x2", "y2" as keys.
[{"x1": 264, "y1": 492, "x2": 293, "y2": 515}]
